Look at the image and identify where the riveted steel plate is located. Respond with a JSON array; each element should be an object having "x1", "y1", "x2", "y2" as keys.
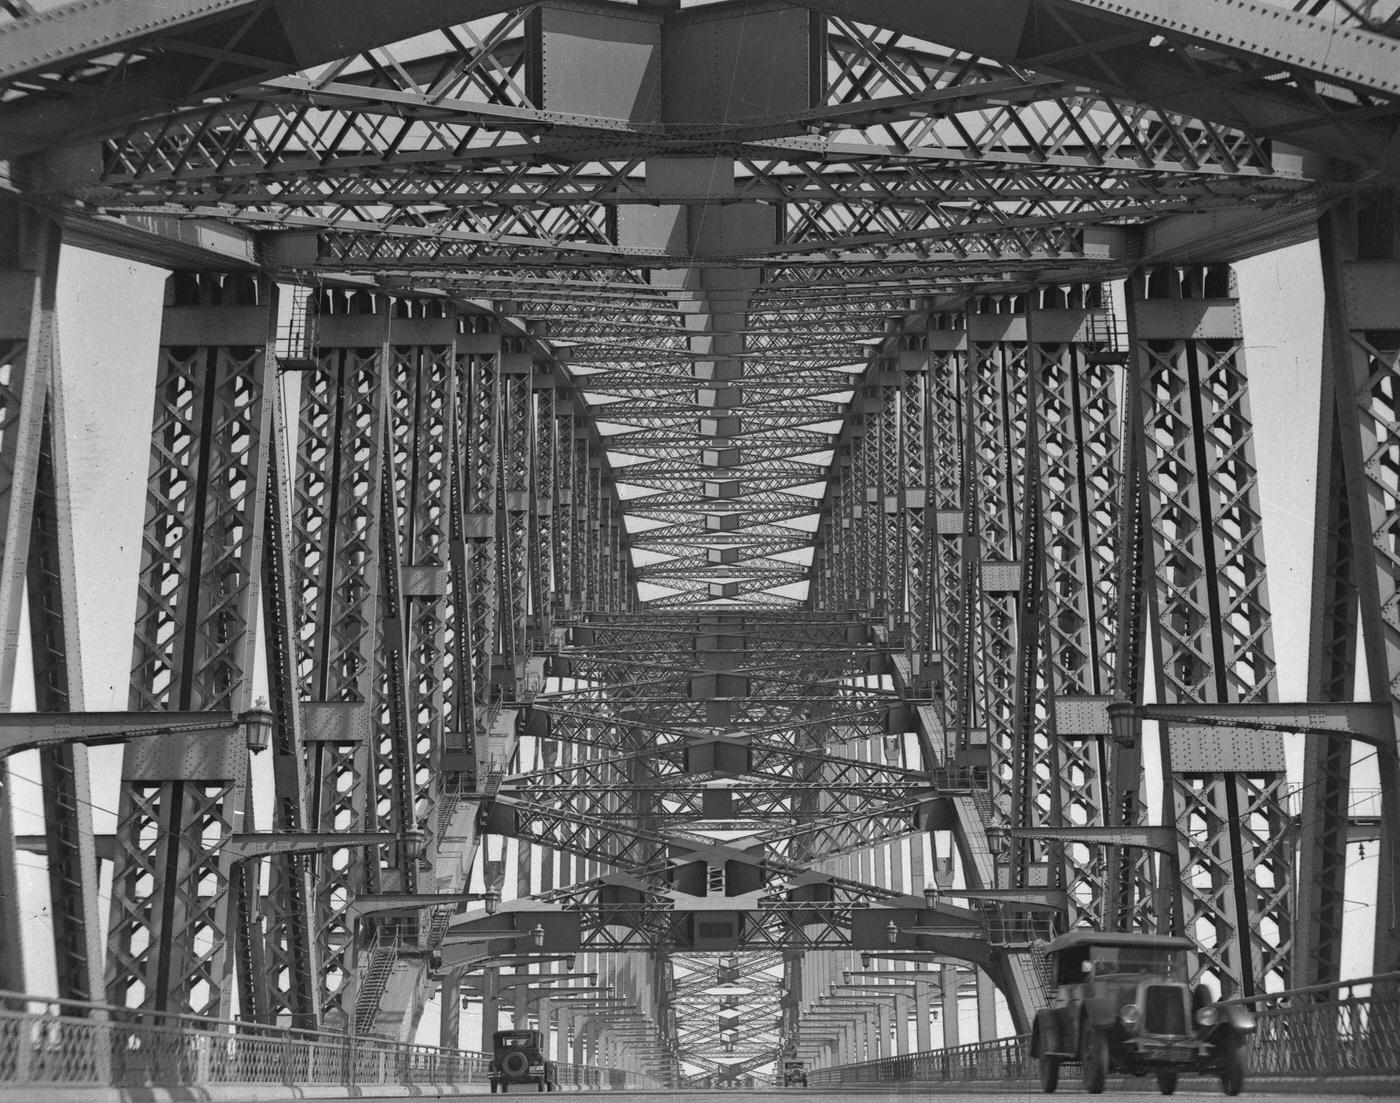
[
  {"x1": 935, "y1": 510, "x2": 964, "y2": 535},
  {"x1": 1131, "y1": 299, "x2": 1242, "y2": 340},
  {"x1": 1342, "y1": 261, "x2": 1400, "y2": 329},
  {"x1": 981, "y1": 561, "x2": 1022, "y2": 593},
  {"x1": 303, "y1": 702, "x2": 374, "y2": 744},
  {"x1": 403, "y1": 565, "x2": 448, "y2": 597},
  {"x1": 1052, "y1": 695, "x2": 1114, "y2": 738},
  {"x1": 1167, "y1": 724, "x2": 1285, "y2": 774},
  {"x1": 540, "y1": 4, "x2": 661, "y2": 122},
  {"x1": 160, "y1": 305, "x2": 272, "y2": 347}
]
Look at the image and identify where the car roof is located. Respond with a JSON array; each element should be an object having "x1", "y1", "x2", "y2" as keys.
[
  {"x1": 494, "y1": 1029, "x2": 540, "y2": 1040},
  {"x1": 1045, "y1": 930, "x2": 1196, "y2": 954}
]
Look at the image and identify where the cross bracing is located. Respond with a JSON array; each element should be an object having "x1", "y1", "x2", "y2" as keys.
[{"x1": 1, "y1": 0, "x2": 1400, "y2": 1090}]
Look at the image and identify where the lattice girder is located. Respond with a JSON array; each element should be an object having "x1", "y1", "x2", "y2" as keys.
[
  {"x1": 110, "y1": 273, "x2": 275, "y2": 1018},
  {"x1": 1125, "y1": 264, "x2": 1288, "y2": 998}
]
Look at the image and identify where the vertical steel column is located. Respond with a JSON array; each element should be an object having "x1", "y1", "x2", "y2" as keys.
[
  {"x1": 1311, "y1": 193, "x2": 1400, "y2": 981},
  {"x1": 967, "y1": 295, "x2": 1031, "y2": 838},
  {"x1": 260, "y1": 377, "x2": 320, "y2": 1027},
  {"x1": 554, "y1": 398, "x2": 580, "y2": 614},
  {"x1": 461, "y1": 324, "x2": 502, "y2": 748},
  {"x1": 109, "y1": 271, "x2": 277, "y2": 1017},
  {"x1": 898, "y1": 338, "x2": 931, "y2": 667},
  {"x1": 0, "y1": 206, "x2": 49, "y2": 996},
  {"x1": 368, "y1": 306, "x2": 420, "y2": 921},
  {"x1": 584, "y1": 446, "x2": 604, "y2": 611},
  {"x1": 1107, "y1": 299, "x2": 1157, "y2": 935},
  {"x1": 1015, "y1": 284, "x2": 1123, "y2": 923},
  {"x1": 851, "y1": 395, "x2": 876, "y2": 610},
  {"x1": 0, "y1": 208, "x2": 102, "y2": 1002},
  {"x1": 533, "y1": 377, "x2": 559, "y2": 638},
  {"x1": 386, "y1": 301, "x2": 456, "y2": 858},
  {"x1": 913, "y1": 977, "x2": 932, "y2": 1052},
  {"x1": 1126, "y1": 265, "x2": 1286, "y2": 997},
  {"x1": 824, "y1": 449, "x2": 856, "y2": 609},
  {"x1": 926, "y1": 313, "x2": 971, "y2": 761},
  {"x1": 440, "y1": 968, "x2": 462, "y2": 1048},
  {"x1": 294, "y1": 288, "x2": 390, "y2": 1026},
  {"x1": 940, "y1": 964, "x2": 959, "y2": 1047},
  {"x1": 817, "y1": 467, "x2": 836, "y2": 610},
  {"x1": 873, "y1": 365, "x2": 904, "y2": 617},
  {"x1": 498, "y1": 342, "x2": 534, "y2": 683}
]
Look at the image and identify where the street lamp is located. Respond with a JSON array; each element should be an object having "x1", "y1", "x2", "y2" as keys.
[{"x1": 241, "y1": 699, "x2": 274, "y2": 753}]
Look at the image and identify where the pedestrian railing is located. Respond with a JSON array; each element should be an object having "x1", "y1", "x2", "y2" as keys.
[
  {"x1": 1228, "y1": 972, "x2": 1399, "y2": 1078},
  {"x1": 806, "y1": 973, "x2": 1400, "y2": 1086},
  {"x1": 0, "y1": 991, "x2": 658, "y2": 1093}
]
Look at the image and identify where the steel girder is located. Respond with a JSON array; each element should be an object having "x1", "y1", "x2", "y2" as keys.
[
  {"x1": 109, "y1": 272, "x2": 276, "y2": 1018},
  {"x1": 3, "y1": 0, "x2": 1397, "y2": 166},
  {"x1": 1310, "y1": 193, "x2": 1400, "y2": 984},
  {"x1": 1125, "y1": 265, "x2": 1288, "y2": 998},
  {"x1": 0, "y1": 208, "x2": 104, "y2": 1006}
]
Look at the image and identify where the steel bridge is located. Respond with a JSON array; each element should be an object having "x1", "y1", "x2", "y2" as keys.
[{"x1": 0, "y1": 0, "x2": 1398, "y2": 1094}]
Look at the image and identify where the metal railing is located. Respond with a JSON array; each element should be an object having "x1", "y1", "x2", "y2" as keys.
[
  {"x1": 807, "y1": 973, "x2": 1400, "y2": 1087},
  {"x1": 806, "y1": 1034, "x2": 1031, "y2": 1085},
  {"x1": 1230, "y1": 972, "x2": 1400, "y2": 1078},
  {"x1": 0, "y1": 991, "x2": 657, "y2": 1094}
]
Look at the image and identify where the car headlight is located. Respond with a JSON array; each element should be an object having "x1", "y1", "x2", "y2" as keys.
[
  {"x1": 1195, "y1": 1006, "x2": 1218, "y2": 1027},
  {"x1": 1120, "y1": 1004, "x2": 1141, "y2": 1027}
]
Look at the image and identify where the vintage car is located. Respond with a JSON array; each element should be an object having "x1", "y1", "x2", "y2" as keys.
[
  {"x1": 1029, "y1": 931, "x2": 1254, "y2": 1096},
  {"x1": 489, "y1": 1029, "x2": 557, "y2": 1093},
  {"x1": 782, "y1": 1059, "x2": 808, "y2": 1087}
]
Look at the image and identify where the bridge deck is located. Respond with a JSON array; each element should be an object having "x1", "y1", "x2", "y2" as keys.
[{"x1": 7, "y1": 1085, "x2": 1399, "y2": 1103}]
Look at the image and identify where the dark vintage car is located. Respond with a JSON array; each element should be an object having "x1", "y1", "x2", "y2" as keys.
[
  {"x1": 489, "y1": 1029, "x2": 557, "y2": 1093},
  {"x1": 782, "y1": 1059, "x2": 808, "y2": 1087},
  {"x1": 1029, "y1": 931, "x2": 1255, "y2": 1096}
]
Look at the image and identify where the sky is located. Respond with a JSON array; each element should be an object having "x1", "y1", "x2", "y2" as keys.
[{"x1": 4, "y1": 236, "x2": 1380, "y2": 1021}]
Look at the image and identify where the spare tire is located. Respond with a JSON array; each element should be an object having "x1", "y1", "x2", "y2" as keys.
[{"x1": 503, "y1": 1052, "x2": 530, "y2": 1078}]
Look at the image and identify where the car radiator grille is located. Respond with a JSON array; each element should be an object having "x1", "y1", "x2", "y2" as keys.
[{"x1": 1144, "y1": 985, "x2": 1187, "y2": 1034}]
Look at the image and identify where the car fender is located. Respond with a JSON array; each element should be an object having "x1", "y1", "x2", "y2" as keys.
[
  {"x1": 1032, "y1": 1008, "x2": 1063, "y2": 1057},
  {"x1": 1217, "y1": 1005, "x2": 1256, "y2": 1035}
]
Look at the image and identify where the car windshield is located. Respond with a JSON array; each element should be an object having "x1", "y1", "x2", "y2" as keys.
[{"x1": 1091, "y1": 946, "x2": 1187, "y2": 977}]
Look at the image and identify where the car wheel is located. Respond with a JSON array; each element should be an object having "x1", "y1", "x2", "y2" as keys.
[
  {"x1": 1220, "y1": 1040, "x2": 1246, "y2": 1096},
  {"x1": 1081, "y1": 1024, "x2": 1109, "y2": 1095},
  {"x1": 1156, "y1": 1069, "x2": 1178, "y2": 1095},
  {"x1": 1039, "y1": 1053, "x2": 1059, "y2": 1093}
]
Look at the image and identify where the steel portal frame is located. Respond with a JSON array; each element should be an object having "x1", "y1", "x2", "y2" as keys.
[{"x1": 0, "y1": 0, "x2": 1398, "y2": 1087}]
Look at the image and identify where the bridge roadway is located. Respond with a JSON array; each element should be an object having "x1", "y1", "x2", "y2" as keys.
[{"x1": 186, "y1": 1089, "x2": 1397, "y2": 1103}]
